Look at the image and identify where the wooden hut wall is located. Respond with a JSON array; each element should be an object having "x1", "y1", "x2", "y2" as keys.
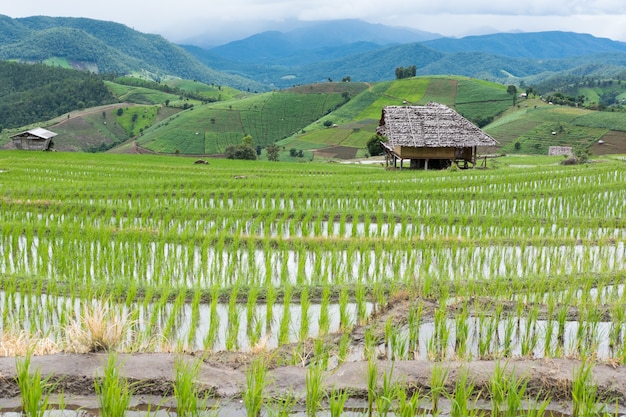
[{"x1": 394, "y1": 146, "x2": 457, "y2": 159}]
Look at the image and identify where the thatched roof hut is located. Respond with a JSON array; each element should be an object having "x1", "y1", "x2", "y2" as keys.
[
  {"x1": 377, "y1": 103, "x2": 497, "y2": 169},
  {"x1": 11, "y1": 128, "x2": 57, "y2": 151}
]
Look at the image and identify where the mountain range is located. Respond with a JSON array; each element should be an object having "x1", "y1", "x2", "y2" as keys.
[
  {"x1": 2, "y1": 14, "x2": 626, "y2": 91},
  {"x1": 191, "y1": 24, "x2": 626, "y2": 88}
]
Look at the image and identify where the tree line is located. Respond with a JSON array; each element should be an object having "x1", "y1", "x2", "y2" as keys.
[{"x1": 0, "y1": 61, "x2": 115, "y2": 129}]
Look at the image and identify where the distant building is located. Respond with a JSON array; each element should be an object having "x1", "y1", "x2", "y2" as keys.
[
  {"x1": 10, "y1": 128, "x2": 57, "y2": 151},
  {"x1": 377, "y1": 103, "x2": 498, "y2": 169}
]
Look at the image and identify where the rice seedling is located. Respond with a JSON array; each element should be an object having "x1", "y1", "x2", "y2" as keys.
[
  {"x1": 503, "y1": 370, "x2": 528, "y2": 417},
  {"x1": 226, "y1": 284, "x2": 241, "y2": 350},
  {"x1": 428, "y1": 302, "x2": 450, "y2": 361},
  {"x1": 278, "y1": 284, "x2": 293, "y2": 346},
  {"x1": 327, "y1": 385, "x2": 349, "y2": 417},
  {"x1": 265, "y1": 282, "x2": 277, "y2": 332},
  {"x1": 300, "y1": 285, "x2": 311, "y2": 341},
  {"x1": 395, "y1": 386, "x2": 422, "y2": 417},
  {"x1": 318, "y1": 285, "x2": 331, "y2": 336},
  {"x1": 306, "y1": 363, "x2": 324, "y2": 417},
  {"x1": 525, "y1": 392, "x2": 551, "y2": 417},
  {"x1": 94, "y1": 353, "x2": 133, "y2": 417},
  {"x1": 367, "y1": 354, "x2": 378, "y2": 417},
  {"x1": 174, "y1": 356, "x2": 207, "y2": 417},
  {"x1": 267, "y1": 392, "x2": 297, "y2": 417},
  {"x1": 375, "y1": 362, "x2": 396, "y2": 417},
  {"x1": 339, "y1": 286, "x2": 350, "y2": 330},
  {"x1": 15, "y1": 352, "x2": 55, "y2": 417},
  {"x1": 489, "y1": 361, "x2": 507, "y2": 417},
  {"x1": 520, "y1": 305, "x2": 539, "y2": 357},
  {"x1": 454, "y1": 302, "x2": 469, "y2": 360},
  {"x1": 448, "y1": 367, "x2": 480, "y2": 417},
  {"x1": 244, "y1": 356, "x2": 269, "y2": 417},
  {"x1": 572, "y1": 358, "x2": 605, "y2": 417},
  {"x1": 337, "y1": 331, "x2": 351, "y2": 364},
  {"x1": 204, "y1": 286, "x2": 220, "y2": 350},
  {"x1": 429, "y1": 363, "x2": 448, "y2": 416}
]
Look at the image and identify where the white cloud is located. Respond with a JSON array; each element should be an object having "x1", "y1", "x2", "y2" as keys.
[{"x1": 3, "y1": 0, "x2": 626, "y2": 42}]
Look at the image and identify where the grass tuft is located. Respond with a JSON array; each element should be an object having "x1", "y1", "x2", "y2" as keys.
[{"x1": 65, "y1": 301, "x2": 130, "y2": 353}]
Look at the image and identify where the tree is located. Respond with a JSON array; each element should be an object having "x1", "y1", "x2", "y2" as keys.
[
  {"x1": 266, "y1": 144, "x2": 280, "y2": 161},
  {"x1": 226, "y1": 135, "x2": 257, "y2": 160},
  {"x1": 574, "y1": 146, "x2": 591, "y2": 164},
  {"x1": 395, "y1": 66, "x2": 416, "y2": 80},
  {"x1": 507, "y1": 85, "x2": 518, "y2": 106},
  {"x1": 323, "y1": 120, "x2": 333, "y2": 128},
  {"x1": 366, "y1": 134, "x2": 387, "y2": 156}
]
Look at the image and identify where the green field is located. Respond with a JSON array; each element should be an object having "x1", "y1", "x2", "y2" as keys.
[
  {"x1": 138, "y1": 91, "x2": 349, "y2": 154},
  {"x1": 0, "y1": 151, "x2": 624, "y2": 411},
  {"x1": 105, "y1": 81, "x2": 187, "y2": 106},
  {"x1": 288, "y1": 77, "x2": 515, "y2": 152},
  {"x1": 164, "y1": 79, "x2": 243, "y2": 101}
]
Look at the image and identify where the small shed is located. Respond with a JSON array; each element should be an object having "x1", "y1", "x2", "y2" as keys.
[
  {"x1": 11, "y1": 128, "x2": 57, "y2": 151},
  {"x1": 377, "y1": 103, "x2": 498, "y2": 169}
]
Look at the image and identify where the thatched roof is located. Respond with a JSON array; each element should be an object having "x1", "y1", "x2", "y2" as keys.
[{"x1": 377, "y1": 103, "x2": 498, "y2": 148}]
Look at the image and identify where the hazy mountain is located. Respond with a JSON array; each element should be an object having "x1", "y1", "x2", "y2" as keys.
[
  {"x1": 0, "y1": 15, "x2": 265, "y2": 91},
  {"x1": 422, "y1": 31, "x2": 626, "y2": 59},
  {"x1": 190, "y1": 28, "x2": 626, "y2": 88},
  {"x1": 207, "y1": 19, "x2": 441, "y2": 66}
]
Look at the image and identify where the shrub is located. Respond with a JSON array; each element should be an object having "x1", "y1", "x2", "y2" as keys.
[{"x1": 366, "y1": 134, "x2": 387, "y2": 156}]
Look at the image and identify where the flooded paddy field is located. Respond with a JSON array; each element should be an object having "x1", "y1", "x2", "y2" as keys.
[{"x1": 0, "y1": 152, "x2": 624, "y2": 415}]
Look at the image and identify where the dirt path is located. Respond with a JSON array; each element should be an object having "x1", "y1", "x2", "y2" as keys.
[
  {"x1": 49, "y1": 103, "x2": 135, "y2": 129},
  {"x1": 0, "y1": 353, "x2": 624, "y2": 412}
]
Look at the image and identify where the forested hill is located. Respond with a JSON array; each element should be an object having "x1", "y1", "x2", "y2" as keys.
[
  {"x1": 0, "y1": 15, "x2": 264, "y2": 92},
  {"x1": 0, "y1": 61, "x2": 114, "y2": 130}
]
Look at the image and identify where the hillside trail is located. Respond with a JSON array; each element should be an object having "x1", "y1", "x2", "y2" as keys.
[{"x1": 49, "y1": 103, "x2": 135, "y2": 128}]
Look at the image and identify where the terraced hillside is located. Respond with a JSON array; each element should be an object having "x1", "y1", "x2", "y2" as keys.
[
  {"x1": 135, "y1": 77, "x2": 514, "y2": 158},
  {"x1": 485, "y1": 100, "x2": 626, "y2": 155}
]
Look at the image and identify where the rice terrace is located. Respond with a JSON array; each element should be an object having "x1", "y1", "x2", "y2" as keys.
[{"x1": 0, "y1": 150, "x2": 624, "y2": 416}]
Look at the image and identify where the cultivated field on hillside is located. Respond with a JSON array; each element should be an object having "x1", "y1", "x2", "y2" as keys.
[
  {"x1": 138, "y1": 90, "x2": 351, "y2": 154},
  {"x1": 0, "y1": 152, "x2": 624, "y2": 414}
]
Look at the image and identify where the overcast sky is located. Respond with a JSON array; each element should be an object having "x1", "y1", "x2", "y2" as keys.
[{"x1": 4, "y1": 0, "x2": 626, "y2": 46}]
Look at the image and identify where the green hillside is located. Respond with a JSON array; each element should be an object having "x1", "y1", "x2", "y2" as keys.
[
  {"x1": 4, "y1": 71, "x2": 626, "y2": 158},
  {"x1": 0, "y1": 15, "x2": 265, "y2": 92},
  {"x1": 137, "y1": 83, "x2": 364, "y2": 154},
  {"x1": 484, "y1": 99, "x2": 626, "y2": 155},
  {"x1": 0, "y1": 60, "x2": 115, "y2": 130},
  {"x1": 132, "y1": 77, "x2": 516, "y2": 158},
  {"x1": 275, "y1": 76, "x2": 511, "y2": 158},
  {"x1": 163, "y1": 79, "x2": 243, "y2": 102}
]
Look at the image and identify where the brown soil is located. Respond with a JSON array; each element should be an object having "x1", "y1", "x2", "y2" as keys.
[
  {"x1": 314, "y1": 146, "x2": 358, "y2": 159},
  {"x1": 1, "y1": 353, "x2": 625, "y2": 412}
]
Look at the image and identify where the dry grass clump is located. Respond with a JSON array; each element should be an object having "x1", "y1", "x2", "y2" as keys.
[
  {"x1": 0, "y1": 330, "x2": 59, "y2": 357},
  {"x1": 65, "y1": 302, "x2": 130, "y2": 353}
]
